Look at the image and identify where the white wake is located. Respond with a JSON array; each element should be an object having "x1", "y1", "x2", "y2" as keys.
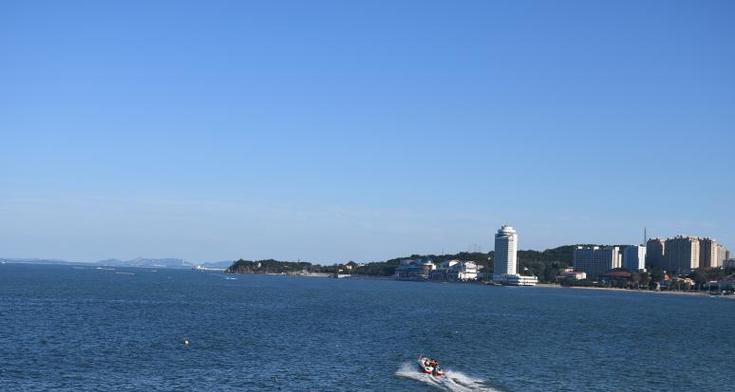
[{"x1": 395, "y1": 362, "x2": 502, "y2": 392}]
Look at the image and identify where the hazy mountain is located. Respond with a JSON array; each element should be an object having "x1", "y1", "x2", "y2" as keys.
[
  {"x1": 95, "y1": 258, "x2": 193, "y2": 269},
  {"x1": 1, "y1": 257, "x2": 234, "y2": 270},
  {"x1": 196, "y1": 260, "x2": 233, "y2": 269},
  {"x1": 0, "y1": 258, "x2": 77, "y2": 265}
]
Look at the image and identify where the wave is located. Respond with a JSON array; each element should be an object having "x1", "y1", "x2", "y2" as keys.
[{"x1": 395, "y1": 361, "x2": 502, "y2": 392}]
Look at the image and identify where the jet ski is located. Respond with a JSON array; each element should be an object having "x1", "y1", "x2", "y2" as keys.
[{"x1": 417, "y1": 356, "x2": 445, "y2": 377}]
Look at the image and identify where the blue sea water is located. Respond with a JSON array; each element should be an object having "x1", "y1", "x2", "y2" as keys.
[{"x1": 1, "y1": 263, "x2": 734, "y2": 391}]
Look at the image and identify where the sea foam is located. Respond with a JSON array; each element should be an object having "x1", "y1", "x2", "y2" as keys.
[{"x1": 395, "y1": 361, "x2": 502, "y2": 392}]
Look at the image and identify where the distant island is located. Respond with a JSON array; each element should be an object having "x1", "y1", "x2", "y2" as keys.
[{"x1": 225, "y1": 259, "x2": 319, "y2": 275}]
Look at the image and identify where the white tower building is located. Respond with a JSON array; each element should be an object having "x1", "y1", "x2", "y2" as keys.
[
  {"x1": 493, "y1": 225, "x2": 537, "y2": 286},
  {"x1": 494, "y1": 225, "x2": 518, "y2": 276}
]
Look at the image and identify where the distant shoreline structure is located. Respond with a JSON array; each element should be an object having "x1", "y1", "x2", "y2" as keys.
[
  {"x1": 3, "y1": 261, "x2": 734, "y2": 298},
  {"x1": 492, "y1": 225, "x2": 538, "y2": 286},
  {"x1": 3, "y1": 224, "x2": 733, "y2": 295},
  {"x1": 220, "y1": 225, "x2": 734, "y2": 295}
]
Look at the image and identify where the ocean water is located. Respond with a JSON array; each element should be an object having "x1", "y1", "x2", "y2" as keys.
[{"x1": 1, "y1": 263, "x2": 733, "y2": 391}]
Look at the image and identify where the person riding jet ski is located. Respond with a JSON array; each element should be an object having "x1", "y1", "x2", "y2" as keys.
[{"x1": 417, "y1": 356, "x2": 445, "y2": 377}]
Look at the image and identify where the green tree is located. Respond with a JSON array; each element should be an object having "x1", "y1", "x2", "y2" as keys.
[
  {"x1": 693, "y1": 269, "x2": 708, "y2": 290},
  {"x1": 649, "y1": 268, "x2": 664, "y2": 288},
  {"x1": 639, "y1": 271, "x2": 651, "y2": 289},
  {"x1": 630, "y1": 272, "x2": 641, "y2": 289}
]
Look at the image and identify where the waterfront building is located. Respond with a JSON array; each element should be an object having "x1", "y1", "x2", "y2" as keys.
[
  {"x1": 432, "y1": 259, "x2": 460, "y2": 278},
  {"x1": 664, "y1": 236, "x2": 700, "y2": 273},
  {"x1": 558, "y1": 267, "x2": 587, "y2": 281},
  {"x1": 395, "y1": 259, "x2": 434, "y2": 281},
  {"x1": 498, "y1": 274, "x2": 539, "y2": 286},
  {"x1": 622, "y1": 245, "x2": 646, "y2": 271},
  {"x1": 431, "y1": 260, "x2": 479, "y2": 281},
  {"x1": 661, "y1": 276, "x2": 695, "y2": 290},
  {"x1": 599, "y1": 270, "x2": 633, "y2": 284},
  {"x1": 492, "y1": 225, "x2": 537, "y2": 286},
  {"x1": 646, "y1": 238, "x2": 666, "y2": 269},
  {"x1": 343, "y1": 261, "x2": 361, "y2": 271},
  {"x1": 573, "y1": 246, "x2": 622, "y2": 280},
  {"x1": 452, "y1": 261, "x2": 478, "y2": 281}
]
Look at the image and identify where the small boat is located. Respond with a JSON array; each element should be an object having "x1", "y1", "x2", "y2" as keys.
[{"x1": 417, "y1": 356, "x2": 445, "y2": 377}]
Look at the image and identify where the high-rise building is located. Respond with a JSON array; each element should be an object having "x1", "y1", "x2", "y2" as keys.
[
  {"x1": 717, "y1": 245, "x2": 730, "y2": 266},
  {"x1": 492, "y1": 225, "x2": 537, "y2": 286},
  {"x1": 573, "y1": 246, "x2": 597, "y2": 277},
  {"x1": 699, "y1": 238, "x2": 719, "y2": 268},
  {"x1": 646, "y1": 238, "x2": 666, "y2": 269},
  {"x1": 494, "y1": 225, "x2": 518, "y2": 276},
  {"x1": 623, "y1": 245, "x2": 646, "y2": 271},
  {"x1": 664, "y1": 236, "x2": 700, "y2": 273},
  {"x1": 573, "y1": 246, "x2": 621, "y2": 280}
]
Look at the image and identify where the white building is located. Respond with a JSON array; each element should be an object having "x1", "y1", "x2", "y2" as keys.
[
  {"x1": 492, "y1": 225, "x2": 537, "y2": 286},
  {"x1": 506, "y1": 275, "x2": 540, "y2": 286},
  {"x1": 558, "y1": 267, "x2": 587, "y2": 281},
  {"x1": 622, "y1": 245, "x2": 646, "y2": 271},
  {"x1": 494, "y1": 225, "x2": 518, "y2": 276},
  {"x1": 573, "y1": 246, "x2": 622, "y2": 280},
  {"x1": 432, "y1": 260, "x2": 479, "y2": 281},
  {"x1": 456, "y1": 261, "x2": 479, "y2": 281}
]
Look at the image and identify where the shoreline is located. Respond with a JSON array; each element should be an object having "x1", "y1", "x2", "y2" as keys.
[
  {"x1": 534, "y1": 283, "x2": 734, "y2": 298},
  {"x1": 224, "y1": 271, "x2": 734, "y2": 298},
  {"x1": 18, "y1": 263, "x2": 732, "y2": 299}
]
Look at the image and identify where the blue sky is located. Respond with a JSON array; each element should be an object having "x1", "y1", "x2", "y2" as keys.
[{"x1": 1, "y1": 0, "x2": 733, "y2": 263}]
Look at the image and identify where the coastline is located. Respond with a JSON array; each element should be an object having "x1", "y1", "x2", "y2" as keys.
[
  {"x1": 222, "y1": 272, "x2": 734, "y2": 299},
  {"x1": 534, "y1": 283, "x2": 734, "y2": 299}
]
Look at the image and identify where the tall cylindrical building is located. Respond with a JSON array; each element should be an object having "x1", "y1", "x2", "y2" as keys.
[{"x1": 494, "y1": 225, "x2": 518, "y2": 276}]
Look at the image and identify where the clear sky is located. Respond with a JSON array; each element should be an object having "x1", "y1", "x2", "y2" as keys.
[{"x1": 1, "y1": 0, "x2": 733, "y2": 263}]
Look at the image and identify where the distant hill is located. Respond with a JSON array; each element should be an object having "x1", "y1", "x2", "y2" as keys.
[
  {"x1": 0, "y1": 258, "x2": 78, "y2": 265},
  {"x1": 225, "y1": 259, "x2": 316, "y2": 274},
  {"x1": 1, "y1": 256, "x2": 234, "y2": 270},
  {"x1": 196, "y1": 260, "x2": 233, "y2": 269},
  {"x1": 95, "y1": 258, "x2": 192, "y2": 269}
]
